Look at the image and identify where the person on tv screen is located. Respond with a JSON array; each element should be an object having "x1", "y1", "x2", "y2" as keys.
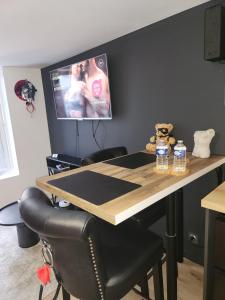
[
  {"x1": 64, "y1": 63, "x2": 85, "y2": 118},
  {"x1": 81, "y1": 57, "x2": 111, "y2": 118}
]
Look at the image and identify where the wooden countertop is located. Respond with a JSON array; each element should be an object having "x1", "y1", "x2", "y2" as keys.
[
  {"x1": 201, "y1": 181, "x2": 225, "y2": 214},
  {"x1": 37, "y1": 152, "x2": 225, "y2": 225}
]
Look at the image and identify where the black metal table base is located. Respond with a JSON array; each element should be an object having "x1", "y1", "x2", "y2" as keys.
[
  {"x1": 216, "y1": 165, "x2": 224, "y2": 185},
  {"x1": 166, "y1": 192, "x2": 177, "y2": 300},
  {"x1": 175, "y1": 188, "x2": 184, "y2": 263}
]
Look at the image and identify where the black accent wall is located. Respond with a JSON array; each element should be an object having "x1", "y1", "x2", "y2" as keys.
[{"x1": 42, "y1": 0, "x2": 225, "y2": 264}]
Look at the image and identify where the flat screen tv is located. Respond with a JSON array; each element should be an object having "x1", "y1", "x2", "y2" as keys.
[{"x1": 50, "y1": 53, "x2": 112, "y2": 120}]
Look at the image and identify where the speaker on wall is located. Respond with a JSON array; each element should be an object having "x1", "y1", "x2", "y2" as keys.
[{"x1": 204, "y1": 5, "x2": 225, "y2": 62}]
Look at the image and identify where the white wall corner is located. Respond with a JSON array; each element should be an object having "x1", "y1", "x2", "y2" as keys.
[{"x1": 0, "y1": 67, "x2": 51, "y2": 207}]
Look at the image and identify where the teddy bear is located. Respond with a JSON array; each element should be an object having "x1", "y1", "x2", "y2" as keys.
[
  {"x1": 146, "y1": 123, "x2": 176, "y2": 153},
  {"x1": 192, "y1": 129, "x2": 215, "y2": 158}
]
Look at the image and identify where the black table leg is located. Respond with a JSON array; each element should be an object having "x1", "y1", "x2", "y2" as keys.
[
  {"x1": 216, "y1": 165, "x2": 224, "y2": 185},
  {"x1": 176, "y1": 188, "x2": 184, "y2": 263},
  {"x1": 166, "y1": 192, "x2": 177, "y2": 300}
]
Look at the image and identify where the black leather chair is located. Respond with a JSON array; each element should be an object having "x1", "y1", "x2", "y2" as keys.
[
  {"x1": 81, "y1": 146, "x2": 128, "y2": 166},
  {"x1": 19, "y1": 187, "x2": 164, "y2": 300}
]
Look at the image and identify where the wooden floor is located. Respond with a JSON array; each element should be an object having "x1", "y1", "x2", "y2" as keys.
[{"x1": 43, "y1": 258, "x2": 203, "y2": 300}]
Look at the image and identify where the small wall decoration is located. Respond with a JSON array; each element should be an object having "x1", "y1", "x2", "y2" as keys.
[
  {"x1": 14, "y1": 80, "x2": 37, "y2": 114},
  {"x1": 192, "y1": 129, "x2": 215, "y2": 158}
]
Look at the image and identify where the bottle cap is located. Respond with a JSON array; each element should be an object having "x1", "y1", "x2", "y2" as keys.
[{"x1": 177, "y1": 140, "x2": 183, "y2": 143}]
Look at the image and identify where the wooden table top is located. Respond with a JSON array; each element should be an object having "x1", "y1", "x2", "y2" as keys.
[
  {"x1": 201, "y1": 181, "x2": 225, "y2": 214},
  {"x1": 37, "y1": 152, "x2": 225, "y2": 225}
]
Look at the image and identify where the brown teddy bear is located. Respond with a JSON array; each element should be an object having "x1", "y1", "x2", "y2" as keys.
[{"x1": 146, "y1": 123, "x2": 176, "y2": 153}]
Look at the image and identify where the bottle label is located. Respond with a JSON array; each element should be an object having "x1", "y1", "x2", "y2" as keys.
[
  {"x1": 174, "y1": 150, "x2": 186, "y2": 158},
  {"x1": 156, "y1": 148, "x2": 168, "y2": 156}
]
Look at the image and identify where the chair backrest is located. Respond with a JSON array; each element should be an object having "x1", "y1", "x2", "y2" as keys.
[
  {"x1": 19, "y1": 187, "x2": 106, "y2": 300},
  {"x1": 81, "y1": 146, "x2": 128, "y2": 166}
]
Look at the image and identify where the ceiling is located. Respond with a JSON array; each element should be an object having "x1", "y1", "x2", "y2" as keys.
[{"x1": 0, "y1": 0, "x2": 209, "y2": 67}]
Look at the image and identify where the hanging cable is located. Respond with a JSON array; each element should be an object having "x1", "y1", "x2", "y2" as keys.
[
  {"x1": 94, "y1": 120, "x2": 100, "y2": 137},
  {"x1": 91, "y1": 120, "x2": 102, "y2": 150},
  {"x1": 75, "y1": 121, "x2": 80, "y2": 156},
  {"x1": 101, "y1": 120, "x2": 107, "y2": 149}
]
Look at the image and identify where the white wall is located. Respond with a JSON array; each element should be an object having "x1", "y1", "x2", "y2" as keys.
[{"x1": 0, "y1": 67, "x2": 51, "y2": 207}]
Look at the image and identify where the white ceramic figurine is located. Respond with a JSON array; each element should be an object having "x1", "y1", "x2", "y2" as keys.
[{"x1": 192, "y1": 129, "x2": 215, "y2": 158}]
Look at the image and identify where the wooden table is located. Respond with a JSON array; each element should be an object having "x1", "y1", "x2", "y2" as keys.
[
  {"x1": 202, "y1": 182, "x2": 225, "y2": 214},
  {"x1": 37, "y1": 152, "x2": 225, "y2": 300}
]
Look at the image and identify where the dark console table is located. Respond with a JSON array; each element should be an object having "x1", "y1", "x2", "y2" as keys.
[
  {"x1": 0, "y1": 202, "x2": 40, "y2": 248},
  {"x1": 46, "y1": 154, "x2": 82, "y2": 175}
]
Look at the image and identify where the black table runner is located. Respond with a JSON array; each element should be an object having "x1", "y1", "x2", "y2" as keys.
[
  {"x1": 104, "y1": 152, "x2": 155, "y2": 169},
  {"x1": 48, "y1": 170, "x2": 141, "y2": 205}
]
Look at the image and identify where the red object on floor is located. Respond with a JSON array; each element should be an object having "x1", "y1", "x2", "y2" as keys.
[{"x1": 37, "y1": 264, "x2": 51, "y2": 286}]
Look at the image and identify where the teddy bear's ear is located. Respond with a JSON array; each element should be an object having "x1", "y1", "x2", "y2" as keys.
[
  {"x1": 155, "y1": 123, "x2": 160, "y2": 129},
  {"x1": 168, "y1": 123, "x2": 173, "y2": 131}
]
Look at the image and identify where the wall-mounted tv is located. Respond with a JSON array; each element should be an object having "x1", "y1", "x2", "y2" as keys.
[{"x1": 50, "y1": 53, "x2": 112, "y2": 120}]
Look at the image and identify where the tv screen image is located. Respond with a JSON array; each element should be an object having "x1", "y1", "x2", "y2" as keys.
[{"x1": 50, "y1": 53, "x2": 112, "y2": 120}]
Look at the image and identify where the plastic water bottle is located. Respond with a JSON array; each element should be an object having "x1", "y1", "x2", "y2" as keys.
[
  {"x1": 156, "y1": 140, "x2": 169, "y2": 170},
  {"x1": 173, "y1": 140, "x2": 187, "y2": 172}
]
